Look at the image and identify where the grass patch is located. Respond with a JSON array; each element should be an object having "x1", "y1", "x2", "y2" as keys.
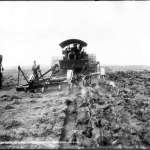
[
  {"x1": 37, "y1": 116, "x2": 50, "y2": 124},
  {"x1": 0, "y1": 95, "x2": 12, "y2": 101},
  {"x1": 3, "y1": 120, "x2": 22, "y2": 130},
  {"x1": 0, "y1": 134, "x2": 12, "y2": 141},
  {"x1": 0, "y1": 129, "x2": 26, "y2": 141},
  {"x1": 12, "y1": 99, "x2": 20, "y2": 105},
  {"x1": 11, "y1": 95, "x2": 22, "y2": 100},
  {"x1": 30, "y1": 94, "x2": 42, "y2": 98},
  {"x1": 5, "y1": 105, "x2": 14, "y2": 110},
  {"x1": 30, "y1": 100, "x2": 37, "y2": 103}
]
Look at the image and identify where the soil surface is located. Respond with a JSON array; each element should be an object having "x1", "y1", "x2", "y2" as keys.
[{"x1": 1, "y1": 69, "x2": 150, "y2": 148}]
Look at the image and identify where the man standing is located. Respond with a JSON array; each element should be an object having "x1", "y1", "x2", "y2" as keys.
[
  {"x1": 0, "y1": 55, "x2": 4, "y2": 89},
  {"x1": 32, "y1": 60, "x2": 41, "y2": 80},
  {"x1": 96, "y1": 62, "x2": 101, "y2": 80},
  {"x1": 67, "y1": 69, "x2": 74, "y2": 91},
  {"x1": 100, "y1": 67, "x2": 106, "y2": 79}
]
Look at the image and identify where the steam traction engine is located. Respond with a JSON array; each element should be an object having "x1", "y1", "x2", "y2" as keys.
[
  {"x1": 59, "y1": 39, "x2": 100, "y2": 85},
  {"x1": 59, "y1": 39, "x2": 98, "y2": 75}
]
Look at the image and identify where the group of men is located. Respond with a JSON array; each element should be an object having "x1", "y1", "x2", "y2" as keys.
[{"x1": 63, "y1": 43, "x2": 87, "y2": 61}]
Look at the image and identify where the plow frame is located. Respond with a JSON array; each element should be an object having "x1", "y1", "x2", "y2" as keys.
[
  {"x1": 16, "y1": 65, "x2": 101, "y2": 92},
  {"x1": 16, "y1": 65, "x2": 67, "y2": 92}
]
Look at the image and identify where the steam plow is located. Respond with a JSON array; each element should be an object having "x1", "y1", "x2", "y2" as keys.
[{"x1": 16, "y1": 39, "x2": 101, "y2": 92}]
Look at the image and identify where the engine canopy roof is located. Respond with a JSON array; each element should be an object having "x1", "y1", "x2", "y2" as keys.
[{"x1": 59, "y1": 39, "x2": 87, "y2": 48}]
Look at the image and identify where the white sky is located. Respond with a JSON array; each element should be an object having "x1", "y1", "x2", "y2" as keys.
[{"x1": 1, "y1": 2, "x2": 150, "y2": 68}]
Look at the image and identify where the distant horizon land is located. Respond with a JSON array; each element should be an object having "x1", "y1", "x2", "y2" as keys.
[{"x1": 4, "y1": 64, "x2": 150, "y2": 71}]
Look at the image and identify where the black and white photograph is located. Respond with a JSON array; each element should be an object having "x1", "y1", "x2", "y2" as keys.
[{"x1": 1, "y1": 1, "x2": 150, "y2": 149}]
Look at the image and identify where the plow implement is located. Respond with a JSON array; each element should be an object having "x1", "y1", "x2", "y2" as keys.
[
  {"x1": 16, "y1": 65, "x2": 100, "y2": 92},
  {"x1": 16, "y1": 65, "x2": 67, "y2": 92}
]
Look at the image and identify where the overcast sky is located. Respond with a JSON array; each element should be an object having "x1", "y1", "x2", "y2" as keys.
[{"x1": 1, "y1": 2, "x2": 150, "y2": 68}]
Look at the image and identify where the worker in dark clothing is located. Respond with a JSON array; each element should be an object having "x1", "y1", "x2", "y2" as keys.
[
  {"x1": 0, "y1": 55, "x2": 4, "y2": 89},
  {"x1": 68, "y1": 50, "x2": 76, "y2": 60},
  {"x1": 78, "y1": 44, "x2": 82, "y2": 51},
  {"x1": 70, "y1": 130, "x2": 77, "y2": 145},
  {"x1": 32, "y1": 60, "x2": 41, "y2": 80},
  {"x1": 73, "y1": 43, "x2": 80, "y2": 60},
  {"x1": 69, "y1": 44, "x2": 78, "y2": 60},
  {"x1": 0, "y1": 65, "x2": 4, "y2": 89}
]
